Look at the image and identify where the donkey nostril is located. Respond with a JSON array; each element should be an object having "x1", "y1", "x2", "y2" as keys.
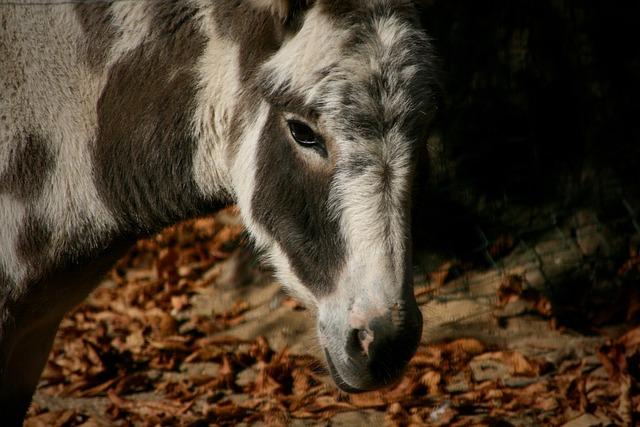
[
  {"x1": 346, "y1": 328, "x2": 374, "y2": 359},
  {"x1": 346, "y1": 329, "x2": 363, "y2": 356},
  {"x1": 357, "y1": 328, "x2": 375, "y2": 357}
]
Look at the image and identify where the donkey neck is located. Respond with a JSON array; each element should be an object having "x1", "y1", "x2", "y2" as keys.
[{"x1": 91, "y1": 2, "x2": 238, "y2": 235}]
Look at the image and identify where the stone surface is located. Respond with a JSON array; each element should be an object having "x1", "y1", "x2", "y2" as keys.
[{"x1": 561, "y1": 413, "x2": 608, "y2": 427}]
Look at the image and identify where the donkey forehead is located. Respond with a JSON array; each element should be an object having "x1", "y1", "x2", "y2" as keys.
[{"x1": 260, "y1": 1, "x2": 436, "y2": 137}]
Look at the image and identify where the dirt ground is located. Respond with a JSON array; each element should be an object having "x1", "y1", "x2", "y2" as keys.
[{"x1": 25, "y1": 208, "x2": 640, "y2": 426}]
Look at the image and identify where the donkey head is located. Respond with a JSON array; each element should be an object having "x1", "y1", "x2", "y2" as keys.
[{"x1": 227, "y1": 0, "x2": 438, "y2": 391}]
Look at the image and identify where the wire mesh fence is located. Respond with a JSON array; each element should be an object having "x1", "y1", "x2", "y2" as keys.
[{"x1": 412, "y1": 155, "x2": 640, "y2": 334}]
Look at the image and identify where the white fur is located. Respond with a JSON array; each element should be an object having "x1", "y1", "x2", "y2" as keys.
[
  {"x1": 267, "y1": 243, "x2": 317, "y2": 305},
  {"x1": 247, "y1": 0, "x2": 290, "y2": 21},
  {"x1": 38, "y1": 13, "x2": 117, "y2": 264},
  {"x1": 323, "y1": 13, "x2": 415, "y2": 310},
  {"x1": 0, "y1": 198, "x2": 27, "y2": 285},
  {"x1": 229, "y1": 102, "x2": 271, "y2": 247},
  {"x1": 261, "y1": 7, "x2": 347, "y2": 104},
  {"x1": 312, "y1": 10, "x2": 421, "y2": 372},
  {"x1": 192, "y1": 9, "x2": 240, "y2": 199},
  {"x1": 1, "y1": 5, "x2": 118, "y2": 289},
  {"x1": 108, "y1": 2, "x2": 153, "y2": 67}
]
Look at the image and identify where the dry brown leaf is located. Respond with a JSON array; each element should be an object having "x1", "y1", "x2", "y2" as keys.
[
  {"x1": 205, "y1": 401, "x2": 247, "y2": 422},
  {"x1": 474, "y1": 351, "x2": 542, "y2": 377},
  {"x1": 147, "y1": 335, "x2": 191, "y2": 351},
  {"x1": 411, "y1": 347, "x2": 442, "y2": 368},
  {"x1": 23, "y1": 410, "x2": 75, "y2": 427},
  {"x1": 74, "y1": 418, "x2": 104, "y2": 427},
  {"x1": 597, "y1": 343, "x2": 627, "y2": 380},
  {"x1": 77, "y1": 376, "x2": 122, "y2": 397},
  {"x1": 617, "y1": 326, "x2": 640, "y2": 350},
  {"x1": 290, "y1": 409, "x2": 316, "y2": 419},
  {"x1": 254, "y1": 368, "x2": 283, "y2": 395},
  {"x1": 497, "y1": 274, "x2": 524, "y2": 306},
  {"x1": 292, "y1": 368, "x2": 312, "y2": 395},
  {"x1": 536, "y1": 396, "x2": 559, "y2": 411},
  {"x1": 430, "y1": 261, "x2": 455, "y2": 287},
  {"x1": 420, "y1": 370, "x2": 442, "y2": 395},
  {"x1": 170, "y1": 294, "x2": 189, "y2": 312},
  {"x1": 349, "y1": 391, "x2": 386, "y2": 408},
  {"x1": 484, "y1": 388, "x2": 503, "y2": 400},
  {"x1": 385, "y1": 402, "x2": 411, "y2": 426},
  {"x1": 248, "y1": 336, "x2": 273, "y2": 364},
  {"x1": 125, "y1": 329, "x2": 145, "y2": 353},
  {"x1": 213, "y1": 354, "x2": 238, "y2": 390},
  {"x1": 184, "y1": 346, "x2": 223, "y2": 363},
  {"x1": 282, "y1": 297, "x2": 306, "y2": 310},
  {"x1": 488, "y1": 234, "x2": 515, "y2": 259},
  {"x1": 156, "y1": 248, "x2": 179, "y2": 279},
  {"x1": 305, "y1": 396, "x2": 353, "y2": 413},
  {"x1": 441, "y1": 338, "x2": 486, "y2": 358},
  {"x1": 618, "y1": 375, "x2": 632, "y2": 425},
  {"x1": 497, "y1": 275, "x2": 553, "y2": 317}
]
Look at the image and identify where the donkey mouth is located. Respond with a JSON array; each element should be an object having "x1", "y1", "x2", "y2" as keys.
[
  {"x1": 324, "y1": 349, "x2": 366, "y2": 393},
  {"x1": 324, "y1": 348, "x2": 406, "y2": 393}
]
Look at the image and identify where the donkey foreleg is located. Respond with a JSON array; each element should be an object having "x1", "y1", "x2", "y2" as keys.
[{"x1": 0, "y1": 312, "x2": 61, "y2": 426}]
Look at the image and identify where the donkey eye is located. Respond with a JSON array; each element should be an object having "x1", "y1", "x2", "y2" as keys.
[{"x1": 288, "y1": 120, "x2": 317, "y2": 146}]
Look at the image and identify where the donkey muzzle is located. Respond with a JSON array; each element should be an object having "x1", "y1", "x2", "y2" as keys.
[{"x1": 321, "y1": 298, "x2": 423, "y2": 392}]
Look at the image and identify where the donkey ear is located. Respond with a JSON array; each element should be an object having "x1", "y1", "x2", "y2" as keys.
[{"x1": 250, "y1": 0, "x2": 310, "y2": 23}]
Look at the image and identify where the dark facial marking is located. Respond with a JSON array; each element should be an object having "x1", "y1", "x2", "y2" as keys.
[
  {"x1": 319, "y1": 0, "x2": 439, "y2": 110},
  {"x1": 262, "y1": 85, "x2": 321, "y2": 122},
  {"x1": 0, "y1": 133, "x2": 55, "y2": 202},
  {"x1": 341, "y1": 156, "x2": 377, "y2": 178},
  {"x1": 319, "y1": 0, "x2": 419, "y2": 30},
  {"x1": 74, "y1": 2, "x2": 117, "y2": 71},
  {"x1": 0, "y1": 267, "x2": 14, "y2": 324},
  {"x1": 252, "y1": 109, "x2": 345, "y2": 296},
  {"x1": 212, "y1": 1, "x2": 282, "y2": 83},
  {"x1": 92, "y1": 2, "x2": 224, "y2": 234},
  {"x1": 210, "y1": 1, "x2": 288, "y2": 161},
  {"x1": 281, "y1": 0, "x2": 314, "y2": 32},
  {"x1": 15, "y1": 211, "x2": 52, "y2": 277},
  {"x1": 0, "y1": 266, "x2": 13, "y2": 338},
  {"x1": 316, "y1": 0, "x2": 361, "y2": 22},
  {"x1": 210, "y1": 2, "x2": 344, "y2": 294},
  {"x1": 211, "y1": 0, "x2": 315, "y2": 78}
]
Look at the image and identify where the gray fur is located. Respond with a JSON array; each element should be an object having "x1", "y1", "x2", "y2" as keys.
[
  {"x1": 0, "y1": 133, "x2": 55, "y2": 202},
  {"x1": 74, "y1": 2, "x2": 117, "y2": 71},
  {"x1": 91, "y1": 1, "x2": 218, "y2": 232}
]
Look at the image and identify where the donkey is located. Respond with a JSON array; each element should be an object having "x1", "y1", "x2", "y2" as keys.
[{"x1": 0, "y1": 0, "x2": 438, "y2": 422}]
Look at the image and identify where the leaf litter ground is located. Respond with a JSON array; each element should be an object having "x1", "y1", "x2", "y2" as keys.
[{"x1": 26, "y1": 208, "x2": 640, "y2": 426}]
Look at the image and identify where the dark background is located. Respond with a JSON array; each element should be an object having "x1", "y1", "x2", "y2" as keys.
[{"x1": 413, "y1": 0, "x2": 640, "y2": 258}]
